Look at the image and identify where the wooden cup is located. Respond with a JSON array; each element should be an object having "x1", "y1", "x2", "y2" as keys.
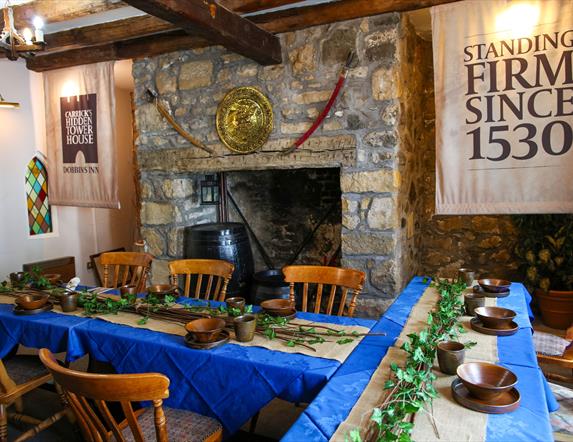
[
  {"x1": 437, "y1": 341, "x2": 465, "y2": 375},
  {"x1": 233, "y1": 314, "x2": 256, "y2": 342},
  {"x1": 458, "y1": 268, "x2": 476, "y2": 287},
  {"x1": 59, "y1": 293, "x2": 78, "y2": 312},
  {"x1": 464, "y1": 292, "x2": 485, "y2": 316},
  {"x1": 226, "y1": 297, "x2": 246, "y2": 315}
]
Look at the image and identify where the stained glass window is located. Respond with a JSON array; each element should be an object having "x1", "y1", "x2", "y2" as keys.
[{"x1": 25, "y1": 157, "x2": 53, "y2": 236}]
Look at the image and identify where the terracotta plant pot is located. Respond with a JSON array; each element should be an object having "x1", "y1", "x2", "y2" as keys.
[{"x1": 535, "y1": 289, "x2": 573, "y2": 329}]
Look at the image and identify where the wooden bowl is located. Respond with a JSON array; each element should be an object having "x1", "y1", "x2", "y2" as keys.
[
  {"x1": 146, "y1": 284, "x2": 178, "y2": 301},
  {"x1": 457, "y1": 362, "x2": 517, "y2": 401},
  {"x1": 15, "y1": 294, "x2": 50, "y2": 310},
  {"x1": 474, "y1": 306, "x2": 516, "y2": 329},
  {"x1": 478, "y1": 279, "x2": 511, "y2": 293},
  {"x1": 185, "y1": 318, "x2": 227, "y2": 343},
  {"x1": 260, "y1": 299, "x2": 294, "y2": 316},
  {"x1": 43, "y1": 273, "x2": 62, "y2": 285}
]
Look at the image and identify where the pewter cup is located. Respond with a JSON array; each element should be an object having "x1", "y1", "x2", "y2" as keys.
[
  {"x1": 464, "y1": 292, "x2": 486, "y2": 316},
  {"x1": 458, "y1": 268, "x2": 476, "y2": 287},
  {"x1": 59, "y1": 293, "x2": 78, "y2": 312},
  {"x1": 233, "y1": 314, "x2": 256, "y2": 342},
  {"x1": 437, "y1": 341, "x2": 465, "y2": 375}
]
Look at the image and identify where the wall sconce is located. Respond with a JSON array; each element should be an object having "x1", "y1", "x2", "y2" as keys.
[
  {"x1": 200, "y1": 174, "x2": 220, "y2": 205},
  {"x1": 0, "y1": 92, "x2": 19, "y2": 108}
]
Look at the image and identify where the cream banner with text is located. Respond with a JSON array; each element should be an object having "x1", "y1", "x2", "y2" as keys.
[
  {"x1": 44, "y1": 62, "x2": 118, "y2": 208},
  {"x1": 432, "y1": 0, "x2": 573, "y2": 214}
]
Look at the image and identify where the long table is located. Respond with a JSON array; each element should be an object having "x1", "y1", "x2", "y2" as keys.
[
  {"x1": 282, "y1": 277, "x2": 557, "y2": 442},
  {"x1": 0, "y1": 294, "x2": 375, "y2": 436}
]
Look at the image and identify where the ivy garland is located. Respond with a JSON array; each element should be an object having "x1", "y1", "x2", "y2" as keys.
[{"x1": 349, "y1": 278, "x2": 473, "y2": 442}]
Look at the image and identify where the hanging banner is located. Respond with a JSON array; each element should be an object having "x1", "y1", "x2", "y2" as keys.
[
  {"x1": 432, "y1": 0, "x2": 573, "y2": 214},
  {"x1": 44, "y1": 62, "x2": 119, "y2": 208}
]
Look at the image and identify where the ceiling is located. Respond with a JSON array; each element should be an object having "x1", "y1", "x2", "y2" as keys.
[{"x1": 1, "y1": 0, "x2": 444, "y2": 72}]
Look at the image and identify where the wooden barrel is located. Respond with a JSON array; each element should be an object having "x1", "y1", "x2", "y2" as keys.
[{"x1": 184, "y1": 223, "x2": 254, "y2": 300}]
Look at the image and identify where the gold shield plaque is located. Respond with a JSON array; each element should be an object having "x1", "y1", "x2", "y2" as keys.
[{"x1": 216, "y1": 87, "x2": 273, "y2": 154}]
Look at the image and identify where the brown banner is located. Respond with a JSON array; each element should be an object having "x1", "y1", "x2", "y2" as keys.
[{"x1": 44, "y1": 62, "x2": 118, "y2": 208}]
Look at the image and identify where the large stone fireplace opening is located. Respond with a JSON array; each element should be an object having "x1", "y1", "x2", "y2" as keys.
[{"x1": 226, "y1": 167, "x2": 342, "y2": 271}]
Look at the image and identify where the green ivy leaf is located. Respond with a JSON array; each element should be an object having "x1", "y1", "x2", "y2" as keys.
[{"x1": 337, "y1": 338, "x2": 354, "y2": 345}]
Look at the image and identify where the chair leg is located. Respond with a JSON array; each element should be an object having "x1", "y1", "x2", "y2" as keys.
[
  {"x1": 0, "y1": 404, "x2": 7, "y2": 442},
  {"x1": 249, "y1": 411, "x2": 260, "y2": 433},
  {"x1": 12, "y1": 409, "x2": 67, "y2": 442}
]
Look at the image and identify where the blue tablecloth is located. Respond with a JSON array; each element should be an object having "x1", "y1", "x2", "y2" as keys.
[
  {"x1": 282, "y1": 277, "x2": 556, "y2": 442},
  {"x1": 0, "y1": 306, "x2": 90, "y2": 359},
  {"x1": 0, "y1": 295, "x2": 375, "y2": 436}
]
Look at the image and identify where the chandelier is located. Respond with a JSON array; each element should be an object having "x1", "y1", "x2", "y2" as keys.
[{"x1": 0, "y1": 1, "x2": 45, "y2": 60}]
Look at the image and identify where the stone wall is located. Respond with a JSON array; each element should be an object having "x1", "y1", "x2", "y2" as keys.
[
  {"x1": 132, "y1": 13, "x2": 419, "y2": 317},
  {"x1": 395, "y1": 18, "x2": 432, "y2": 288}
]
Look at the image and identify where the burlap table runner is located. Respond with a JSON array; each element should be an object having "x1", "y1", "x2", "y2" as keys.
[
  {"x1": 0, "y1": 295, "x2": 369, "y2": 363},
  {"x1": 332, "y1": 285, "x2": 500, "y2": 441}
]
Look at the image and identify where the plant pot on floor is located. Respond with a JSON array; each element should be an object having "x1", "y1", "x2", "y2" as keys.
[{"x1": 535, "y1": 289, "x2": 573, "y2": 329}]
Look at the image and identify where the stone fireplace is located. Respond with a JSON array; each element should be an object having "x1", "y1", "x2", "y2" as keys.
[
  {"x1": 226, "y1": 168, "x2": 342, "y2": 271},
  {"x1": 132, "y1": 13, "x2": 431, "y2": 317}
]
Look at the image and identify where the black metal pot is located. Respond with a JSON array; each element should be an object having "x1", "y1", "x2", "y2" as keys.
[{"x1": 251, "y1": 269, "x2": 290, "y2": 305}]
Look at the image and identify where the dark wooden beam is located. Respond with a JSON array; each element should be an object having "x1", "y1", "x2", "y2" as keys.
[
  {"x1": 22, "y1": 0, "x2": 460, "y2": 71},
  {"x1": 3, "y1": 0, "x2": 126, "y2": 29},
  {"x1": 26, "y1": 31, "x2": 207, "y2": 72},
  {"x1": 44, "y1": 15, "x2": 174, "y2": 51},
  {"x1": 251, "y1": 0, "x2": 459, "y2": 33},
  {"x1": 217, "y1": 0, "x2": 304, "y2": 14},
  {"x1": 123, "y1": 0, "x2": 282, "y2": 65}
]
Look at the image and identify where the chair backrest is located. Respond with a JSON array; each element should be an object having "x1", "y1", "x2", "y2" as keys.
[
  {"x1": 282, "y1": 265, "x2": 365, "y2": 317},
  {"x1": 39, "y1": 348, "x2": 170, "y2": 442},
  {"x1": 168, "y1": 259, "x2": 234, "y2": 301},
  {"x1": 100, "y1": 252, "x2": 153, "y2": 293}
]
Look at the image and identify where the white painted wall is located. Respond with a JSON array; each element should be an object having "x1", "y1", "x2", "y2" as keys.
[{"x1": 0, "y1": 59, "x2": 136, "y2": 285}]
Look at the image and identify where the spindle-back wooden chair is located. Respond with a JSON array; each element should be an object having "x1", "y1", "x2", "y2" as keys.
[
  {"x1": 100, "y1": 252, "x2": 153, "y2": 293},
  {"x1": 534, "y1": 326, "x2": 573, "y2": 384},
  {"x1": 282, "y1": 265, "x2": 365, "y2": 317},
  {"x1": 169, "y1": 259, "x2": 234, "y2": 301},
  {"x1": 0, "y1": 355, "x2": 69, "y2": 442},
  {"x1": 39, "y1": 349, "x2": 222, "y2": 442}
]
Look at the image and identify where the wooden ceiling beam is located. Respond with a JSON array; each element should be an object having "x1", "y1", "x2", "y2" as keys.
[
  {"x1": 251, "y1": 0, "x2": 459, "y2": 33},
  {"x1": 26, "y1": 31, "x2": 207, "y2": 72},
  {"x1": 22, "y1": 0, "x2": 460, "y2": 71},
  {"x1": 217, "y1": 0, "x2": 305, "y2": 14},
  {"x1": 44, "y1": 15, "x2": 174, "y2": 51},
  {"x1": 2, "y1": 0, "x2": 127, "y2": 29},
  {"x1": 123, "y1": 0, "x2": 282, "y2": 65}
]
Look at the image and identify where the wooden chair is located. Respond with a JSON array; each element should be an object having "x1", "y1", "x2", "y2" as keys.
[
  {"x1": 169, "y1": 259, "x2": 234, "y2": 301},
  {"x1": 282, "y1": 265, "x2": 365, "y2": 317},
  {"x1": 100, "y1": 252, "x2": 153, "y2": 293},
  {"x1": 39, "y1": 349, "x2": 222, "y2": 442},
  {"x1": 0, "y1": 355, "x2": 69, "y2": 442},
  {"x1": 534, "y1": 326, "x2": 573, "y2": 384}
]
